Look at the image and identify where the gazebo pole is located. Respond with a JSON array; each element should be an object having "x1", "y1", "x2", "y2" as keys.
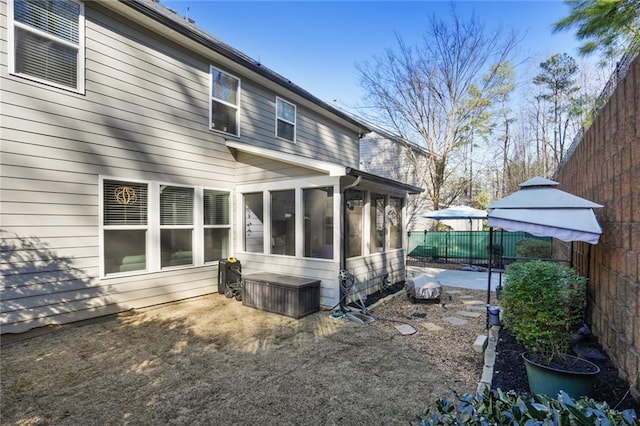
[
  {"x1": 468, "y1": 218, "x2": 473, "y2": 267},
  {"x1": 487, "y1": 226, "x2": 493, "y2": 305}
]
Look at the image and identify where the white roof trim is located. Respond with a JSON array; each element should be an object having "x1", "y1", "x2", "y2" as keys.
[{"x1": 226, "y1": 140, "x2": 347, "y2": 176}]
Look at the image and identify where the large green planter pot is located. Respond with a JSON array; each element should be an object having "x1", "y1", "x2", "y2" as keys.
[{"x1": 522, "y1": 352, "x2": 600, "y2": 399}]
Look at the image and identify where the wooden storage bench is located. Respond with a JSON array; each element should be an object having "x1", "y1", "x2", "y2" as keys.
[{"x1": 242, "y1": 272, "x2": 320, "y2": 319}]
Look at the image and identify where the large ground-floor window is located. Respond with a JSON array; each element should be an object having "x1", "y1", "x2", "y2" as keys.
[
  {"x1": 237, "y1": 181, "x2": 404, "y2": 261},
  {"x1": 204, "y1": 189, "x2": 230, "y2": 262},
  {"x1": 346, "y1": 190, "x2": 404, "y2": 258},
  {"x1": 304, "y1": 187, "x2": 333, "y2": 259},
  {"x1": 101, "y1": 177, "x2": 230, "y2": 276},
  {"x1": 271, "y1": 190, "x2": 295, "y2": 255},
  {"x1": 389, "y1": 196, "x2": 403, "y2": 249},
  {"x1": 160, "y1": 186, "x2": 194, "y2": 267},
  {"x1": 345, "y1": 189, "x2": 364, "y2": 258},
  {"x1": 244, "y1": 192, "x2": 264, "y2": 253},
  {"x1": 240, "y1": 182, "x2": 337, "y2": 259},
  {"x1": 370, "y1": 193, "x2": 386, "y2": 253}
]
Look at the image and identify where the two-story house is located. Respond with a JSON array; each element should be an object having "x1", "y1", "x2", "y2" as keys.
[{"x1": 1, "y1": 0, "x2": 422, "y2": 333}]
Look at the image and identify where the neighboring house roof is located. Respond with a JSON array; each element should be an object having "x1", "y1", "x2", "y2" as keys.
[{"x1": 118, "y1": 0, "x2": 370, "y2": 134}]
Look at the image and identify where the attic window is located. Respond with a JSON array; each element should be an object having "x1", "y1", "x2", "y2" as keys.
[
  {"x1": 9, "y1": 0, "x2": 85, "y2": 93},
  {"x1": 210, "y1": 66, "x2": 240, "y2": 136},
  {"x1": 276, "y1": 97, "x2": 296, "y2": 142}
]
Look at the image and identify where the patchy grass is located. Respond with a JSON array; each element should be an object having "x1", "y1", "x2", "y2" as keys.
[{"x1": 1, "y1": 287, "x2": 487, "y2": 425}]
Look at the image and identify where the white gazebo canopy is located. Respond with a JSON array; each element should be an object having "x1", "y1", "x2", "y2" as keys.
[
  {"x1": 421, "y1": 205, "x2": 488, "y2": 220},
  {"x1": 488, "y1": 177, "x2": 603, "y2": 244}
]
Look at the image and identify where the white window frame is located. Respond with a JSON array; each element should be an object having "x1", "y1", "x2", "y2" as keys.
[
  {"x1": 209, "y1": 65, "x2": 241, "y2": 137},
  {"x1": 275, "y1": 96, "x2": 296, "y2": 142},
  {"x1": 203, "y1": 188, "x2": 232, "y2": 264},
  {"x1": 236, "y1": 177, "x2": 340, "y2": 260},
  {"x1": 8, "y1": 0, "x2": 86, "y2": 94},
  {"x1": 100, "y1": 176, "x2": 232, "y2": 277},
  {"x1": 159, "y1": 184, "x2": 195, "y2": 269},
  {"x1": 100, "y1": 177, "x2": 150, "y2": 277}
]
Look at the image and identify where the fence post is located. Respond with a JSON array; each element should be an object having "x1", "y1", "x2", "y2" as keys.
[{"x1": 423, "y1": 230, "x2": 427, "y2": 266}]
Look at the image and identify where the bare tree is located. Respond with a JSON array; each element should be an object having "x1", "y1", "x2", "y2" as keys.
[{"x1": 357, "y1": 7, "x2": 519, "y2": 212}]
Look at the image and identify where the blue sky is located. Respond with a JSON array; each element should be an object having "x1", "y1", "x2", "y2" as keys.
[{"x1": 161, "y1": 1, "x2": 584, "y2": 111}]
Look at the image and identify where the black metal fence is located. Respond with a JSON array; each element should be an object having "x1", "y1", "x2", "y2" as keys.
[{"x1": 407, "y1": 230, "x2": 551, "y2": 266}]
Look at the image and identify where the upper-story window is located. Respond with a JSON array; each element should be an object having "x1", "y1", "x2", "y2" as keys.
[
  {"x1": 276, "y1": 97, "x2": 296, "y2": 142},
  {"x1": 210, "y1": 66, "x2": 240, "y2": 136},
  {"x1": 9, "y1": 0, "x2": 85, "y2": 93}
]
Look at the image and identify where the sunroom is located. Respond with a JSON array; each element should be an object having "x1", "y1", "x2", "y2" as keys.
[{"x1": 229, "y1": 141, "x2": 423, "y2": 310}]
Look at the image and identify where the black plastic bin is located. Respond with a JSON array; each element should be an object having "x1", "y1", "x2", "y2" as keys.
[{"x1": 218, "y1": 258, "x2": 242, "y2": 300}]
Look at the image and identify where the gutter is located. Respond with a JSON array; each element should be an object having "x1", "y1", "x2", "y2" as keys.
[
  {"x1": 346, "y1": 168, "x2": 424, "y2": 194},
  {"x1": 118, "y1": 0, "x2": 371, "y2": 134}
]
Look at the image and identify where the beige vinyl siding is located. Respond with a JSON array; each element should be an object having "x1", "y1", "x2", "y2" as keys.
[
  {"x1": 346, "y1": 250, "x2": 406, "y2": 297},
  {"x1": 1, "y1": 0, "x2": 366, "y2": 333},
  {"x1": 295, "y1": 112, "x2": 359, "y2": 167},
  {"x1": 3, "y1": 267, "x2": 217, "y2": 332},
  {"x1": 234, "y1": 152, "x2": 326, "y2": 184},
  {"x1": 1, "y1": 2, "x2": 235, "y2": 333},
  {"x1": 239, "y1": 83, "x2": 360, "y2": 168}
]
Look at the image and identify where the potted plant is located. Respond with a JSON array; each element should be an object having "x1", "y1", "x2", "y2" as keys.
[{"x1": 500, "y1": 260, "x2": 600, "y2": 399}]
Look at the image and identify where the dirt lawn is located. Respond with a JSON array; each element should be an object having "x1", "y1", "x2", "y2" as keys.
[{"x1": 1, "y1": 287, "x2": 489, "y2": 425}]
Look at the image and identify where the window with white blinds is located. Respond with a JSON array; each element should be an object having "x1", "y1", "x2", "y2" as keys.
[
  {"x1": 160, "y1": 186, "x2": 194, "y2": 225},
  {"x1": 103, "y1": 181, "x2": 148, "y2": 226},
  {"x1": 101, "y1": 178, "x2": 231, "y2": 275},
  {"x1": 9, "y1": 0, "x2": 85, "y2": 92},
  {"x1": 204, "y1": 190, "x2": 230, "y2": 263},
  {"x1": 103, "y1": 180, "x2": 148, "y2": 275},
  {"x1": 204, "y1": 190, "x2": 229, "y2": 226},
  {"x1": 160, "y1": 186, "x2": 194, "y2": 268},
  {"x1": 210, "y1": 66, "x2": 240, "y2": 136}
]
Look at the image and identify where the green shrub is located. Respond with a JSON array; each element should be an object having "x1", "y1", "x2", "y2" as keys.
[
  {"x1": 515, "y1": 238, "x2": 555, "y2": 259},
  {"x1": 501, "y1": 260, "x2": 587, "y2": 355},
  {"x1": 418, "y1": 387, "x2": 638, "y2": 425}
]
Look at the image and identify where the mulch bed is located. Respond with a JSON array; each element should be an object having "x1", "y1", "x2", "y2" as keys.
[
  {"x1": 492, "y1": 327, "x2": 639, "y2": 411},
  {"x1": 356, "y1": 282, "x2": 638, "y2": 412}
]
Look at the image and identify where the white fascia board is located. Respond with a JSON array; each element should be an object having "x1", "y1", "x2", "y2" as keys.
[{"x1": 226, "y1": 141, "x2": 347, "y2": 177}]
